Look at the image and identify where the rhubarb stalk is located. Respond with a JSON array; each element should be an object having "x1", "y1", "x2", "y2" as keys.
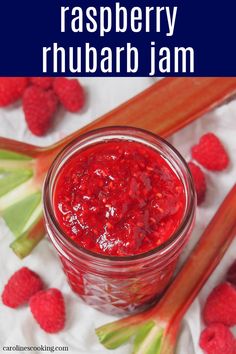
[
  {"x1": 1, "y1": 77, "x2": 236, "y2": 258},
  {"x1": 96, "y1": 184, "x2": 236, "y2": 354}
]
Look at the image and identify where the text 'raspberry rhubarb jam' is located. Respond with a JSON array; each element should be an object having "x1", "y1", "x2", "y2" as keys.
[{"x1": 43, "y1": 127, "x2": 196, "y2": 315}]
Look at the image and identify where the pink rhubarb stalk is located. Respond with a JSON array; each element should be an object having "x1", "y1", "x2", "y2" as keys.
[{"x1": 96, "y1": 184, "x2": 236, "y2": 354}]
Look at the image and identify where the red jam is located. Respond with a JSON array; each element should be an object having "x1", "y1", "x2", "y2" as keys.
[{"x1": 54, "y1": 140, "x2": 185, "y2": 256}]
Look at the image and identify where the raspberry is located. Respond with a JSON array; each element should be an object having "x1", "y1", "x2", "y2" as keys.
[
  {"x1": 226, "y1": 260, "x2": 236, "y2": 287},
  {"x1": 53, "y1": 78, "x2": 85, "y2": 112},
  {"x1": 199, "y1": 323, "x2": 236, "y2": 354},
  {"x1": 2, "y1": 267, "x2": 43, "y2": 308},
  {"x1": 203, "y1": 282, "x2": 236, "y2": 327},
  {"x1": 29, "y1": 288, "x2": 65, "y2": 333},
  {"x1": 30, "y1": 77, "x2": 54, "y2": 89},
  {"x1": 23, "y1": 86, "x2": 58, "y2": 136},
  {"x1": 0, "y1": 77, "x2": 29, "y2": 106},
  {"x1": 191, "y1": 133, "x2": 229, "y2": 171},
  {"x1": 188, "y1": 162, "x2": 206, "y2": 205}
]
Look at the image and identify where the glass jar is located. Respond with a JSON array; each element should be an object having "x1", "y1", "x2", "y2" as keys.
[{"x1": 43, "y1": 127, "x2": 196, "y2": 315}]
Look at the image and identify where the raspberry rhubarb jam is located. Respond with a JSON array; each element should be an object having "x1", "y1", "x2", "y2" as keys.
[{"x1": 43, "y1": 127, "x2": 196, "y2": 315}]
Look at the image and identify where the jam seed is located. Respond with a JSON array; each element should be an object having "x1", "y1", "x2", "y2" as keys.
[
  {"x1": 106, "y1": 222, "x2": 113, "y2": 230},
  {"x1": 137, "y1": 222, "x2": 144, "y2": 227}
]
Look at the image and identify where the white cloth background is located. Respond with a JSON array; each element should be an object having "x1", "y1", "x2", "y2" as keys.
[{"x1": 0, "y1": 78, "x2": 235, "y2": 354}]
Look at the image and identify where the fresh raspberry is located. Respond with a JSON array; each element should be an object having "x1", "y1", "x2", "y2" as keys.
[
  {"x1": 199, "y1": 323, "x2": 236, "y2": 354},
  {"x1": 29, "y1": 288, "x2": 65, "y2": 333},
  {"x1": 23, "y1": 86, "x2": 58, "y2": 136},
  {"x1": 191, "y1": 133, "x2": 229, "y2": 171},
  {"x1": 53, "y1": 78, "x2": 85, "y2": 112},
  {"x1": 188, "y1": 162, "x2": 206, "y2": 205},
  {"x1": 0, "y1": 77, "x2": 29, "y2": 106},
  {"x1": 226, "y1": 260, "x2": 236, "y2": 287},
  {"x1": 2, "y1": 267, "x2": 43, "y2": 308},
  {"x1": 203, "y1": 282, "x2": 236, "y2": 326},
  {"x1": 30, "y1": 77, "x2": 54, "y2": 89}
]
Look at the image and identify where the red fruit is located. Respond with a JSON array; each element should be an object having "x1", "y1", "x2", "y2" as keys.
[
  {"x1": 188, "y1": 162, "x2": 206, "y2": 205},
  {"x1": 226, "y1": 260, "x2": 236, "y2": 287},
  {"x1": 2, "y1": 267, "x2": 43, "y2": 308},
  {"x1": 29, "y1": 288, "x2": 65, "y2": 333},
  {"x1": 191, "y1": 133, "x2": 229, "y2": 171},
  {"x1": 203, "y1": 282, "x2": 236, "y2": 327},
  {"x1": 30, "y1": 77, "x2": 54, "y2": 89},
  {"x1": 23, "y1": 86, "x2": 58, "y2": 136},
  {"x1": 0, "y1": 77, "x2": 29, "y2": 106},
  {"x1": 199, "y1": 323, "x2": 236, "y2": 354},
  {"x1": 53, "y1": 77, "x2": 85, "y2": 112}
]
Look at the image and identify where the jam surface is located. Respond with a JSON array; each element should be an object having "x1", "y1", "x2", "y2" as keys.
[{"x1": 54, "y1": 140, "x2": 185, "y2": 256}]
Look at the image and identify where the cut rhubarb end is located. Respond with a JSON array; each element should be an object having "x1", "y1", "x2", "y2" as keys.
[
  {"x1": 2, "y1": 191, "x2": 42, "y2": 238},
  {"x1": 0, "y1": 143, "x2": 46, "y2": 258},
  {"x1": 0, "y1": 168, "x2": 33, "y2": 197},
  {"x1": 10, "y1": 215, "x2": 45, "y2": 259},
  {"x1": 96, "y1": 319, "x2": 174, "y2": 354},
  {"x1": 96, "y1": 322, "x2": 141, "y2": 349},
  {"x1": 95, "y1": 313, "x2": 147, "y2": 349},
  {"x1": 133, "y1": 321, "x2": 164, "y2": 354}
]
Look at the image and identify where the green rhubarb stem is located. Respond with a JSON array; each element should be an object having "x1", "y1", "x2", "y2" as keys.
[
  {"x1": 96, "y1": 183, "x2": 236, "y2": 353},
  {"x1": 10, "y1": 214, "x2": 45, "y2": 259}
]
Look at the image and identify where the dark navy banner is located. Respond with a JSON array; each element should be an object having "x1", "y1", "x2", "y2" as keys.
[{"x1": 0, "y1": 0, "x2": 235, "y2": 76}]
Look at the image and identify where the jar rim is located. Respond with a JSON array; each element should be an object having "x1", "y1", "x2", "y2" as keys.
[{"x1": 43, "y1": 126, "x2": 196, "y2": 262}]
